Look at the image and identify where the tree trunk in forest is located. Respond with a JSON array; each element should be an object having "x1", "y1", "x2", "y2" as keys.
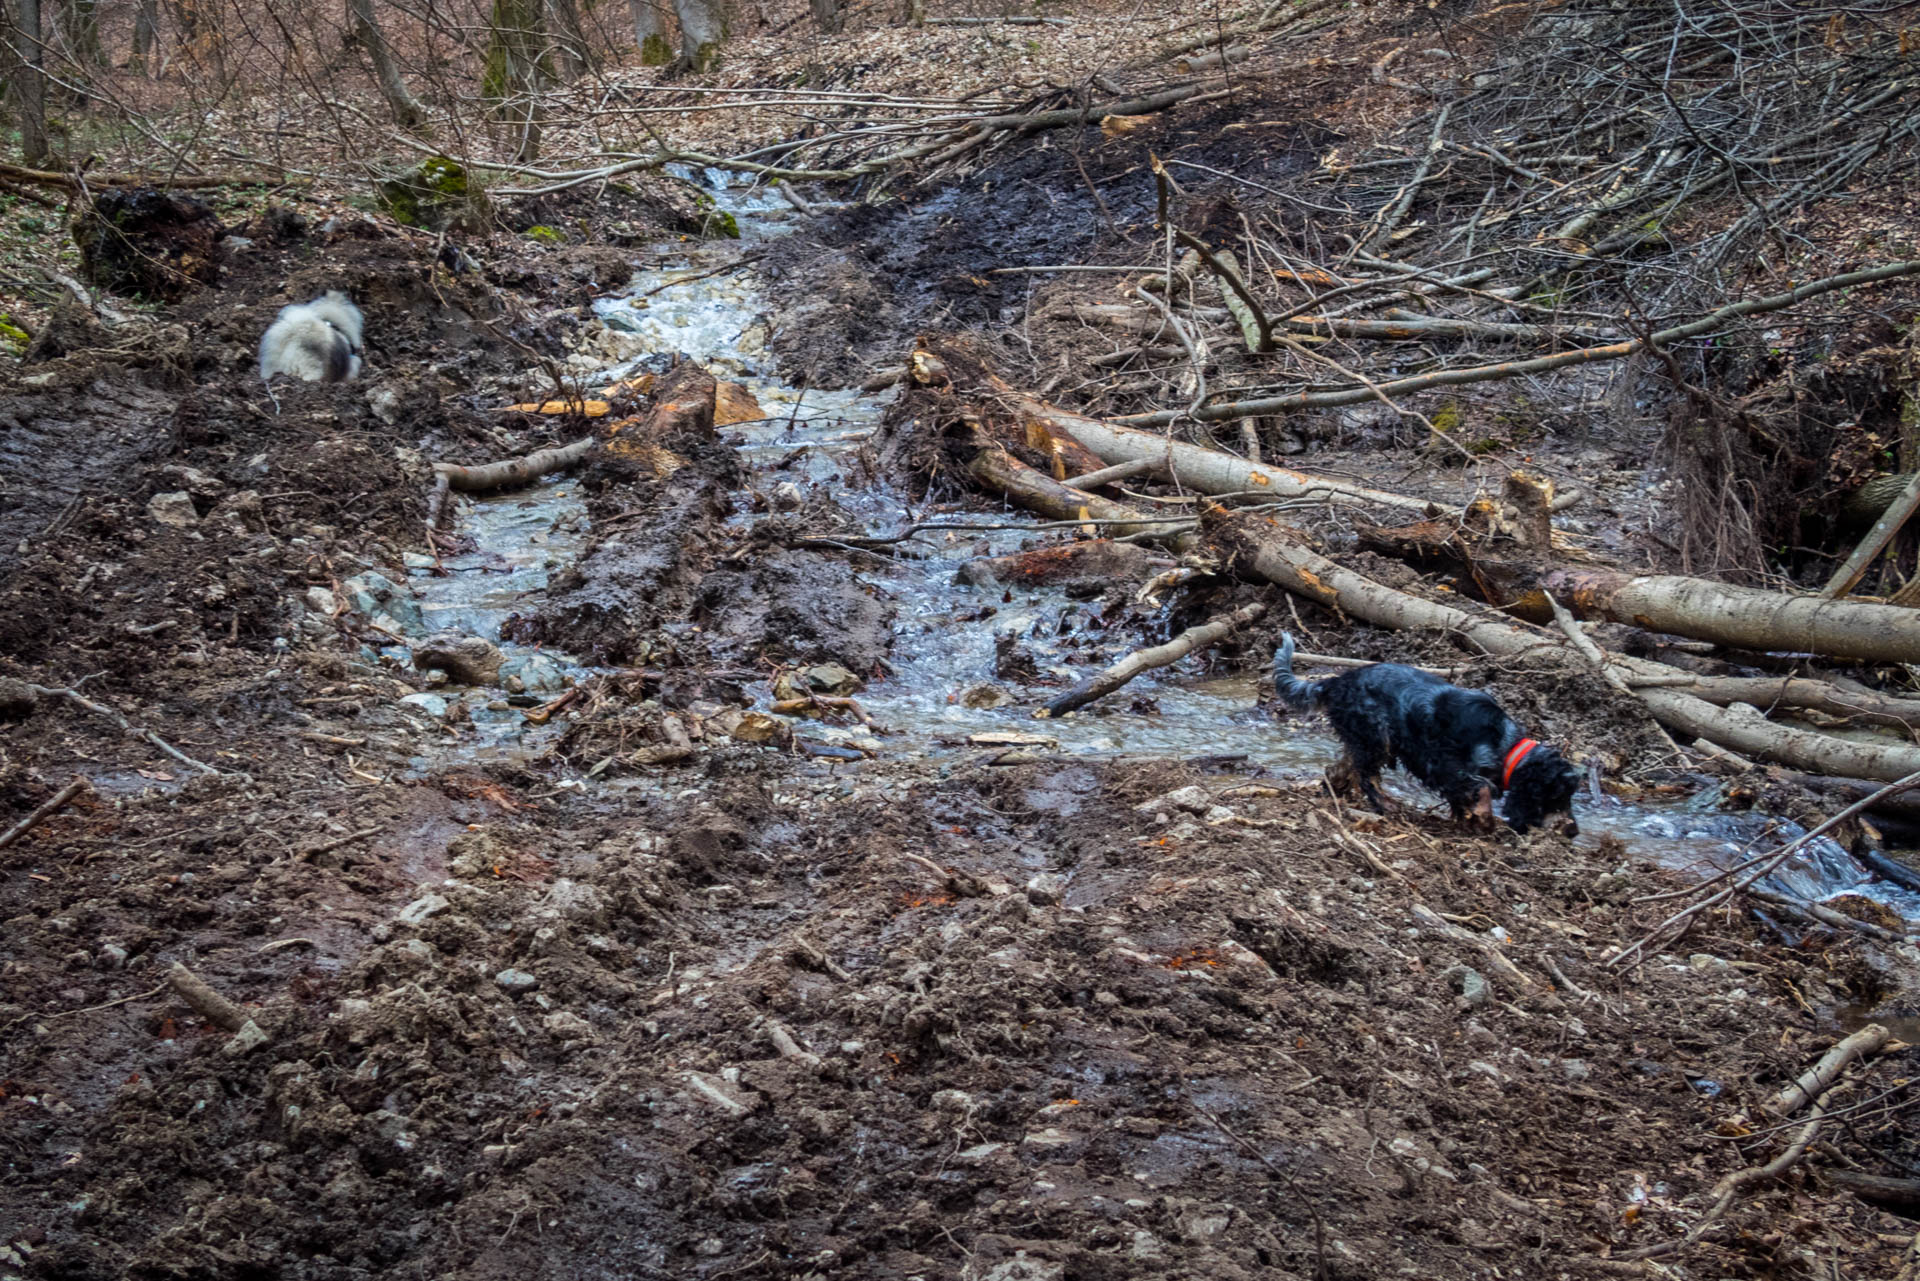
[
  {"x1": 670, "y1": 0, "x2": 723, "y2": 70},
  {"x1": 60, "y1": 0, "x2": 103, "y2": 66},
  {"x1": 7, "y1": 0, "x2": 52, "y2": 166},
  {"x1": 348, "y1": 0, "x2": 427, "y2": 129},
  {"x1": 482, "y1": 0, "x2": 553, "y2": 159},
  {"x1": 810, "y1": 0, "x2": 842, "y2": 34},
  {"x1": 130, "y1": 0, "x2": 158, "y2": 74},
  {"x1": 546, "y1": 0, "x2": 591, "y2": 79},
  {"x1": 1843, "y1": 472, "x2": 1920, "y2": 526},
  {"x1": 629, "y1": 0, "x2": 673, "y2": 63}
]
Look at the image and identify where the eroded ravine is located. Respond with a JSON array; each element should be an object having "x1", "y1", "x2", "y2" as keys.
[{"x1": 410, "y1": 169, "x2": 1920, "y2": 931}]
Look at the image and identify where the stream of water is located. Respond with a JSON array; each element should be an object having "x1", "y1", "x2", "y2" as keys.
[{"x1": 398, "y1": 169, "x2": 1920, "y2": 933}]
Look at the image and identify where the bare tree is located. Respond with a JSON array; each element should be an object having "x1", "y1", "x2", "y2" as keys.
[
  {"x1": 670, "y1": 0, "x2": 721, "y2": 70},
  {"x1": 629, "y1": 0, "x2": 671, "y2": 64},
  {"x1": 348, "y1": 0, "x2": 427, "y2": 127},
  {"x1": 129, "y1": 0, "x2": 159, "y2": 74},
  {"x1": 56, "y1": 0, "x2": 103, "y2": 66},
  {"x1": 483, "y1": 0, "x2": 553, "y2": 159},
  {"x1": 809, "y1": 0, "x2": 840, "y2": 35},
  {"x1": 5, "y1": 0, "x2": 53, "y2": 165},
  {"x1": 546, "y1": 0, "x2": 590, "y2": 79}
]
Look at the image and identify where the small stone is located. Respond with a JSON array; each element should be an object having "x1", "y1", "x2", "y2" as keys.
[
  {"x1": 341, "y1": 571, "x2": 426, "y2": 635},
  {"x1": 1561, "y1": 1058, "x2": 1591, "y2": 1081},
  {"x1": 1021, "y1": 1127, "x2": 1074, "y2": 1149},
  {"x1": 959, "y1": 682, "x2": 1016, "y2": 709},
  {"x1": 1129, "y1": 1231, "x2": 1166, "y2": 1263},
  {"x1": 770, "y1": 481, "x2": 805, "y2": 511},
  {"x1": 1688, "y1": 953, "x2": 1730, "y2": 974},
  {"x1": 1442, "y1": 964, "x2": 1492, "y2": 1008},
  {"x1": 932, "y1": 1089, "x2": 973, "y2": 1113},
  {"x1": 398, "y1": 692, "x2": 450, "y2": 721},
  {"x1": 803, "y1": 663, "x2": 862, "y2": 695},
  {"x1": 147, "y1": 491, "x2": 198, "y2": 528},
  {"x1": 396, "y1": 893, "x2": 450, "y2": 925},
  {"x1": 729, "y1": 711, "x2": 787, "y2": 744},
  {"x1": 1024, "y1": 872, "x2": 1067, "y2": 907},
  {"x1": 495, "y1": 967, "x2": 539, "y2": 995},
  {"x1": 96, "y1": 943, "x2": 129, "y2": 970},
  {"x1": 402, "y1": 551, "x2": 435, "y2": 569},
  {"x1": 304, "y1": 587, "x2": 338, "y2": 614},
  {"x1": 955, "y1": 1141, "x2": 1004, "y2": 1165},
  {"x1": 543, "y1": 1011, "x2": 594, "y2": 1042},
  {"x1": 222, "y1": 1019, "x2": 271, "y2": 1056},
  {"x1": 1136, "y1": 785, "x2": 1211, "y2": 816},
  {"x1": 412, "y1": 631, "x2": 505, "y2": 686},
  {"x1": 1203, "y1": 804, "x2": 1238, "y2": 825}
]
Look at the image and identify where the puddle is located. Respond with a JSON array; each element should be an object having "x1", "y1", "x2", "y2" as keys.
[{"x1": 426, "y1": 167, "x2": 1920, "y2": 932}]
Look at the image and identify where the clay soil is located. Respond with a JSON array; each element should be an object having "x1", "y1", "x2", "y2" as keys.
[{"x1": 4, "y1": 39, "x2": 1920, "y2": 1281}]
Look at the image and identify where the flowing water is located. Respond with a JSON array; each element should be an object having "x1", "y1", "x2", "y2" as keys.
[{"x1": 403, "y1": 169, "x2": 1920, "y2": 934}]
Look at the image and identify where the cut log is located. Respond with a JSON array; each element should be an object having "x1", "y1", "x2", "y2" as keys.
[
  {"x1": 961, "y1": 435, "x2": 1196, "y2": 551},
  {"x1": 1655, "y1": 675, "x2": 1920, "y2": 730},
  {"x1": 1014, "y1": 398, "x2": 1446, "y2": 515},
  {"x1": 1541, "y1": 567, "x2": 1920, "y2": 665},
  {"x1": 1039, "y1": 602, "x2": 1265, "y2": 718},
  {"x1": 1207, "y1": 512, "x2": 1920, "y2": 781},
  {"x1": 435, "y1": 439, "x2": 594, "y2": 492},
  {"x1": 1064, "y1": 458, "x2": 1163, "y2": 490}
]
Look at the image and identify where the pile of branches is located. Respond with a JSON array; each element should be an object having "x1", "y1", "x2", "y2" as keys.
[{"x1": 1005, "y1": 0, "x2": 1920, "y2": 579}]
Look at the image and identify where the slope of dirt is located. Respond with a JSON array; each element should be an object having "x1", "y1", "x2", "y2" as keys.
[{"x1": 5, "y1": 15, "x2": 1920, "y2": 1281}]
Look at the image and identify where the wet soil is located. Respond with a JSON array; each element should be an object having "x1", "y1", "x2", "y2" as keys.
[{"x1": 3, "y1": 126, "x2": 1918, "y2": 1281}]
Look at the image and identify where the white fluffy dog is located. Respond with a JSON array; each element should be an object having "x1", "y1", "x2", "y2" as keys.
[{"x1": 258, "y1": 291, "x2": 364, "y2": 384}]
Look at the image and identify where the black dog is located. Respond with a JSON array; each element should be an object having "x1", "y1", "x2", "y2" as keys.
[{"x1": 1273, "y1": 633, "x2": 1581, "y2": 835}]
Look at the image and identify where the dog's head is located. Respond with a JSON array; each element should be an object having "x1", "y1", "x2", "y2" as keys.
[{"x1": 1502, "y1": 744, "x2": 1582, "y2": 836}]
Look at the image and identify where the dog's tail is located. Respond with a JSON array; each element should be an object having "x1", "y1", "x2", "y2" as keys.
[{"x1": 1272, "y1": 632, "x2": 1325, "y2": 711}]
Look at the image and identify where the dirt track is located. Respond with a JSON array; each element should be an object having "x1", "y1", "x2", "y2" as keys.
[{"x1": 2, "y1": 121, "x2": 1919, "y2": 1281}]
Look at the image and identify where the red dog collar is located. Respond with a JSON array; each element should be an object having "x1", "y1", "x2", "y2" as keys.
[{"x1": 1502, "y1": 739, "x2": 1539, "y2": 788}]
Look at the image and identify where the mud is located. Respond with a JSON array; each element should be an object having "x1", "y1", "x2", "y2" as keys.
[{"x1": 3, "y1": 132, "x2": 1918, "y2": 1281}]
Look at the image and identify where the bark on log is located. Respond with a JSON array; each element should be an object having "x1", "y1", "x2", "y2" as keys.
[
  {"x1": 1766, "y1": 1023, "x2": 1891, "y2": 1116},
  {"x1": 1039, "y1": 602, "x2": 1265, "y2": 718},
  {"x1": 1065, "y1": 458, "x2": 1163, "y2": 490},
  {"x1": 1208, "y1": 513, "x2": 1920, "y2": 780},
  {"x1": 1015, "y1": 398, "x2": 1447, "y2": 515},
  {"x1": 963, "y1": 439, "x2": 1196, "y2": 550},
  {"x1": 1655, "y1": 675, "x2": 1920, "y2": 730},
  {"x1": 1841, "y1": 472, "x2": 1920, "y2": 526},
  {"x1": 0, "y1": 777, "x2": 89, "y2": 852},
  {"x1": 434, "y1": 438, "x2": 594, "y2": 492},
  {"x1": 1825, "y1": 470, "x2": 1920, "y2": 597},
  {"x1": 1542, "y1": 567, "x2": 1920, "y2": 665},
  {"x1": 167, "y1": 962, "x2": 251, "y2": 1032},
  {"x1": 1825, "y1": 1170, "x2": 1920, "y2": 1208}
]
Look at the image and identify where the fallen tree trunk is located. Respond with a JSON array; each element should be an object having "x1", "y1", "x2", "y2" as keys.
[
  {"x1": 1542, "y1": 567, "x2": 1920, "y2": 665},
  {"x1": 962, "y1": 437, "x2": 1197, "y2": 550},
  {"x1": 435, "y1": 438, "x2": 594, "y2": 492},
  {"x1": 1651, "y1": 674, "x2": 1920, "y2": 730},
  {"x1": 1208, "y1": 513, "x2": 1920, "y2": 781},
  {"x1": 1039, "y1": 602, "x2": 1265, "y2": 717},
  {"x1": 1011, "y1": 395, "x2": 1448, "y2": 515}
]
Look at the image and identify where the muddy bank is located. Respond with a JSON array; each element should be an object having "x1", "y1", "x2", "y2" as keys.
[
  {"x1": 759, "y1": 99, "x2": 1324, "y2": 389},
  {"x1": 2, "y1": 145, "x2": 1918, "y2": 1281}
]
